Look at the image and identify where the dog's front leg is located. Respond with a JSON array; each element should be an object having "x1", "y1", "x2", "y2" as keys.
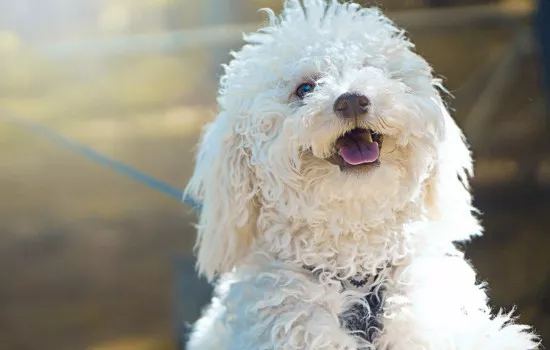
[
  {"x1": 376, "y1": 254, "x2": 539, "y2": 350},
  {"x1": 188, "y1": 264, "x2": 363, "y2": 350}
]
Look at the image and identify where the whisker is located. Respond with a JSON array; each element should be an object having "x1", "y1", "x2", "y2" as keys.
[{"x1": 378, "y1": 116, "x2": 391, "y2": 131}]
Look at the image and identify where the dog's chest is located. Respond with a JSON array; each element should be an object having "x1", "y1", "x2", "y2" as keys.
[{"x1": 339, "y1": 278, "x2": 384, "y2": 344}]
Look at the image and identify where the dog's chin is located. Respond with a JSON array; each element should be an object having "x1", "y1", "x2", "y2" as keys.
[{"x1": 322, "y1": 127, "x2": 384, "y2": 174}]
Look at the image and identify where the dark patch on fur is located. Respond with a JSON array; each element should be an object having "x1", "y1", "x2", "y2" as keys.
[{"x1": 341, "y1": 286, "x2": 384, "y2": 343}]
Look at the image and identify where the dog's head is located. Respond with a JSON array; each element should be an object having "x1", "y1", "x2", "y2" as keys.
[{"x1": 187, "y1": 0, "x2": 480, "y2": 280}]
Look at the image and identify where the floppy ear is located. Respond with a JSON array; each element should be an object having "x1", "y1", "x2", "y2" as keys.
[
  {"x1": 185, "y1": 111, "x2": 259, "y2": 281},
  {"x1": 424, "y1": 100, "x2": 481, "y2": 241}
]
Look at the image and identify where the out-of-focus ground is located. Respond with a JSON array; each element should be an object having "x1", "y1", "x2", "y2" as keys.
[{"x1": 0, "y1": 0, "x2": 549, "y2": 349}]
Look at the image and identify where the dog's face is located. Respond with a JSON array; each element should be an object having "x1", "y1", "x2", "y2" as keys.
[{"x1": 187, "y1": 1, "x2": 478, "y2": 279}]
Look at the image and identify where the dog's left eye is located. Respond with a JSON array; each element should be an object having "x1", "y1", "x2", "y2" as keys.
[{"x1": 296, "y1": 82, "x2": 315, "y2": 99}]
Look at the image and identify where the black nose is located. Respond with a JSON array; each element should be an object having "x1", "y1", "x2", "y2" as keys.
[{"x1": 333, "y1": 92, "x2": 370, "y2": 118}]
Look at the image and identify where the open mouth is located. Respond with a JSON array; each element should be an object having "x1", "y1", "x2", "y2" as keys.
[{"x1": 325, "y1": 128, "x2": 384, "y2": 170}]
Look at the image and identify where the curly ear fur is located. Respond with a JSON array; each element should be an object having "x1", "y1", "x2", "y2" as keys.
[
  {"x1": 185, "y1": 112, "x2": 259, "y2": 281},
  {"x1": 424, "y1": 98, "x2": 481, "y2": 241}
]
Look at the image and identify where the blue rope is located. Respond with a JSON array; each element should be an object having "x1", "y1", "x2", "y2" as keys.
[{"x1": 1, "y1": 111, "x2": 202, "y2": 212}]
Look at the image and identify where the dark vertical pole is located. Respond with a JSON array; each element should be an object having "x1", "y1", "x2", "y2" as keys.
[
  {"x1": 174, "y1": 256, "x2": 187, "y2": 350},
  {"x1": 535, "y1": 0, "x2": 550, "y2": 136},
  {"x1": 173, "y1": 255, "x2": 213, "y2": 350}
]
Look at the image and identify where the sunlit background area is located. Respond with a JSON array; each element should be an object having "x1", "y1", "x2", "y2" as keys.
[{"x1": 0, "y1": 0, "x2": 549, "y2": 349}]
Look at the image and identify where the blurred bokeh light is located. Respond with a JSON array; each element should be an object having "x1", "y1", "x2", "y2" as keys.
[{"x1": 0, "y1": 0, "x2": 548, "y2": 349}]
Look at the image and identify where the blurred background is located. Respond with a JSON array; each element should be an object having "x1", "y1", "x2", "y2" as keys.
[{"x1": 0, "y1": 0, "x2": 549, "y2": 349}]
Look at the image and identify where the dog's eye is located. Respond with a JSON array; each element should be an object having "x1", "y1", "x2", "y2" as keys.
[{"x1": 296, "y1": 82, "x2": 315, "y2": 99}]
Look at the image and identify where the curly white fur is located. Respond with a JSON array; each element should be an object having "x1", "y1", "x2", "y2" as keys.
[{"x1": 184, "y1": 1, "x2": 540, "y2": 349}]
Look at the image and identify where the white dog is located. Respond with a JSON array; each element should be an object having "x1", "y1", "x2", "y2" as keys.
[{"x1": 184, "y1": 1, "x2": 539, "y2": 349}]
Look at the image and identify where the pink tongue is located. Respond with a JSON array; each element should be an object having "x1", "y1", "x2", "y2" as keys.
[{"x1": 340, "y1": 139, "x2": 379, "y2": 165}]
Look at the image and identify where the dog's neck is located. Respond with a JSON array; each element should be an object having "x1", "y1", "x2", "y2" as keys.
[{"x1": 255, "y1": 197, "x2": 436, "y2": 280}]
